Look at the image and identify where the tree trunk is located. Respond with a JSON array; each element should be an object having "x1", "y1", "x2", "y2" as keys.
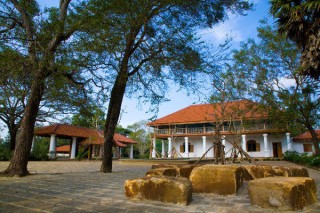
[
  {"x1": 8, "y1": 126, "x2": 18, "y2": 151},
  {"x1": 3, "y1": 74, "x2": 45, "y2": 176},
  {"x1": 307, "y1": 127, "x2": 320, "y2": 155},
  {"x1": 101, "y1": 70, "x2": 128, "y2": 173}
]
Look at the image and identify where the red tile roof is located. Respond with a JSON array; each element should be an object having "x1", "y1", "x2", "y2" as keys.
[
  {"x1": 148, "y1": 100, "x2": 267, "y2": 126},
  {"x1": 56, "y1": 145, "x2": 70, "y2": 153},
  {"x1": 34, "y1": 124, "x2": 137, "y2": 147},
  {"x1": 293, "y1": 130, "x2": 320, "y2": 142},
  {"x1": 34, "y1": 124, "x2": 95, "y2": 138}
]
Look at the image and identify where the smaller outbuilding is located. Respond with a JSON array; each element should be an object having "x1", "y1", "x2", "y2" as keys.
[
  {"x1": 293, "y1": 130, "x2": 320, "y2": 154},
  {"x1": 33, "y1": 124, "x2": 137, "y2": 159}
]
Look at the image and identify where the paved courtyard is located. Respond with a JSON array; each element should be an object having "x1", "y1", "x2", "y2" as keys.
[{"x1": 0, "y1": 160, "x2": 319, "y2": 213}]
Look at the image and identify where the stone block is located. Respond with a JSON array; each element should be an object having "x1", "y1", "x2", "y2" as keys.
[
  {"x1": 125, "y1": 176, "x2": 192, "y2": 205},
  {"x1": 150, "y1": 164, "x2": 197, "y2": 178},
  {"x1": 281, "y1": 166, "x2": 309, "y2": 177},
  {"x1": 145, "y1": 168, "x2": 177, "y2": 177},
  {"x1": 189, "y1": 165, "x2": 243, "y2": 195},
  {"x1": 248, "y1": 177, "x2": 317, "y2": 210},
  {"x1": 242, "y1": 165, "x2": 309, "y2": 180},
  {"x1": 151, "y1": 164, "x2": 175, "y2": 169},
  {"x1": 174, "y1": 165, "x2": 197, "y2": 178}
]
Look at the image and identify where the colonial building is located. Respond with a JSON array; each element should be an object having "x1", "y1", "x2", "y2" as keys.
[
  {"x1": 33, "y1": 124, "x2": 137, "y2": 159},
  {"x1": 148, "y1": 100, "x2": 292, "y2": 159}
]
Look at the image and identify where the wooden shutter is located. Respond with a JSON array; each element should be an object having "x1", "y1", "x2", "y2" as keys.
[
  {"x1": 180, "y1": 145, "x2": 185, "y2": 153},
  {"x1": 189, "y1": 144, "x2": 194, "y2": 152},
  {"x1": 303, "y1": 144, "x2": 312, "y2": 152},
  {"x1": 256, "y1": 143, "x2": 260, "y2": 152}
]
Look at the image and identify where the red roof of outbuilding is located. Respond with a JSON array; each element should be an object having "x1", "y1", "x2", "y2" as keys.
[
  {"x1": 293, "y1": 130, "x2": 320, "y2": 142},
  {"x1": 34, "y1": 124, "x2": 96, "y2": 138},
  {"x1": 148, "y1": 100, "x2": 267, "y2": 126},
  {"x1": 34, "y1": 124, "x2": 137, "y2": 147},
  {"x1": 56, "y1": 145, "x2": 70, "y2": 153}
]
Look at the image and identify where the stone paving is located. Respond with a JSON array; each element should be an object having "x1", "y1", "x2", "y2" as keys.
[{"x1": 0, "y1": 160, "x2": 319, "y2": 213}]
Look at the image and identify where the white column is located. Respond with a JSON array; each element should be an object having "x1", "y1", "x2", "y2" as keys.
[
  {"x1": 49, "y1": 134, "x2": 56, "y2": 159},
  {"x1": 222, "y1": 135, "x2": 226, "y2": 154},
  {"x1": 241, "y1": 134, "x2": 246, "y2": 152},
  {"x1": 130, "y1": 144, "x2": 133, "y2": 159},
  {"x1": 168, "y1": 137, "x2": 172, "y2": 158},
  {"x1": 31, "y1": 137, "x2": 35, "y2": 152},
  {"x1": 286, "y1": 132, "x2": 292, "y2": 151},
  {"x1": 70, "y1": 137, "x2": 77, "y2": 159},
  {"x1": 161, "y1": 140, "x2": 165, "y2": 158},
  {"x1": 263, "y1": 134, "x2": 269, "y2": 157},
  {"x1": 202, "y1": 136, "x2": 207, "y2": 156},
  {"x1": 184, "y1": 137, "x2": 189, "y2": 158},
  {"x1": 222, "y1": 135, "x2": 226, "y2": 146},
  {"x1": 100, "y1": 145, "x2": 103, "y2": 158},
  {"x1": 152, "y1": 138, "x2": 156, "y2": 158}
]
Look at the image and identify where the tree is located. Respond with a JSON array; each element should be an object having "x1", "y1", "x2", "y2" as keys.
[
  {"x1": 270, "y1": 0, "x2": 320, "y2": 79},
  {"x1": 0, "y1": 48, "x2": 29, "y2": 150},
  {"x1": 127, "y1": 120, "x2": 151, "y2": 158},
  {"x1": 224, "y1": 21, "x2": 320, "y2": 154},
  {"x1": 0, "y1": 47, "x2": 89, "y2": 151},
  {"x1": 80, "y1": 0, "x2": 251, "y2": 173},
  {"x1": 70, "y1": 104, "x2": 105, "y2": 130},
  {"x1": 115, "y1": 125, "x2": 132, "y2": 136},
  {"x1": 1, "y1": 0, "x2": 92, "y2": 176}
]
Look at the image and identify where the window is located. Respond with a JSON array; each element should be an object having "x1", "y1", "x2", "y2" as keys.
[
  {"x1": 303, "y1": 144, "x2": 312, "y2": 152},
  {"x1": 180, "y1": 143, "x2": 194, "y2": 153},
  {"x1": 247, "y1": 140, "x2": 260, "y2": 152}
]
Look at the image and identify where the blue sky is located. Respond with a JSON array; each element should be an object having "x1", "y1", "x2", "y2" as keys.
[
  {"x1": 36, "y1": 0, "x2": 274, "y2": 128},
  {"x1": 0, "y1": 0, "x2": 273, "y2": 137},
  {"x1": 120, "y1": 0, "x2": 273, "y2": 127}
]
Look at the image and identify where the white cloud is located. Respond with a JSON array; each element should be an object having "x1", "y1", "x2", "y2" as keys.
[
  {"x1": 278, "y1": 77, "x2": 296, "y2": 88},
  {"x1": 198, "y1": 12, "x2": 244, "y2": 45}
]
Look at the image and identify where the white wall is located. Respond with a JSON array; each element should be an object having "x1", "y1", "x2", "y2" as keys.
[
  {"x1": 292, "y1": 142, "x2": 314, "y2": 155},
  {"x1": 169, "y1": 133, "x2": 288, "y2": 158}
]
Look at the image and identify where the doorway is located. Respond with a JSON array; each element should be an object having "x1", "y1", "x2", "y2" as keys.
[{"x1": 272, "y1": 142, "x2": 282, "y2": 157}]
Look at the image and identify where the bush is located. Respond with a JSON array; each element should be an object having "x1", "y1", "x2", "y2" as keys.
[
  {"x1": 29, "y1": 149, "x2": 49, "y2": 161},
  {"x1": 283, "y1": 150, "x2": 320, "y2": 168},
  {"x1": 0, "y1": 144, "x2": 12, "y2": 161},
  {"x1": 76, "y1": 147, "x2": 88, "y2": 160},
  {"x1": 283, "y1": 150, "x2": 300, "y2": 162},
  {"x1": 29, "y1": 138, "x2": 49, "y2": 161},
  {"x1": 309, "y1": 155, "x2": 320, "y2": 167}
]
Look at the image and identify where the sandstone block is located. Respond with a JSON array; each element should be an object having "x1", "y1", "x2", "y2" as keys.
[
  {"x1": 145, "y1": 168, "x2": 177, "y2": 177},
  {"x1": 242, "y1": 165, "x2": 309, "y2": 180},
  {"x1": 281, "y1": 166, "x2": 309, "y2": 177},
  {"x1": 125, "y1": 176, "x2": 192, "y2": 205},
  {"x1": 150, "y1": 164, "x2": 197, "y2": 178},
  {"x1": 174, "y1": 165, "x2": 197, "y2": 178},
  {"x1": 151, "y1": 164, "x2": 174, "y2": 169},
  {"x1": 248, "y1": 177, "x2": 317, "y2": 210},
  {"x1": 189, "y1": 165, "x2": 243, "y2": 195}
]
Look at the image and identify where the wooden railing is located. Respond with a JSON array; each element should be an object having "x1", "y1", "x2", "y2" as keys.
[{"x1": 155, "y1": 123, "x2": 274, "y2": 135}]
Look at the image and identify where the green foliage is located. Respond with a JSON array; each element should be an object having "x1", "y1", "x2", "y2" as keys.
[
  {"x1": 76, "y1": 147, "x2": 88, "y2": 161},
  {"x1": 29, "y1": 138, "x2": 49, "y2": 161},
  {"x1": 115, "y1": 125, "x2": 132, "y2": 136},
  {"x1": 220, "y1": 21, "x2": 319, "y2": 154},
  {"x1": 71, "y1": 104, "x2": 105, "y2": 130},
  {"x1": 283, "y1": 150, "x2": 320, "y2": 167},
  {"x1": 270, "y1": 0, "x2": 320, "y2": 79},
  {"x1": 0, "y1": 143, "x2": 12, "y2": 161},
  {"x1": 127, "y1": 121, "x2": 151, "y2": 158}
]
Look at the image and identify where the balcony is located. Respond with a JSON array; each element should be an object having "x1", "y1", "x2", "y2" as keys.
[{"x1": 154, "y1": 123, "x2": 278, "y2": 136}]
